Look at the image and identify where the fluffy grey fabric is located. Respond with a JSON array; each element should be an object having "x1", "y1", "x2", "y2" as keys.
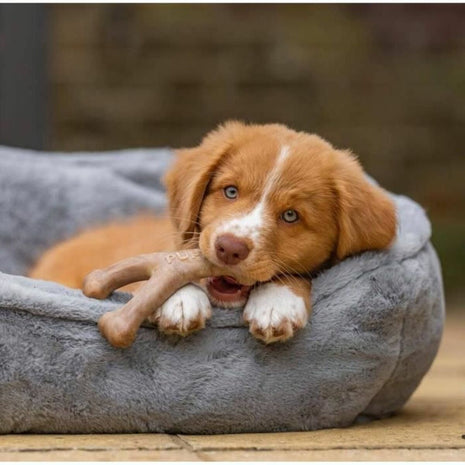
[
  {"x1": 0, "y1": 146, "x2": 171, "y2": 277},
  {"x1": 0, "y1": 146, "x2": 445, "y2": 434}
]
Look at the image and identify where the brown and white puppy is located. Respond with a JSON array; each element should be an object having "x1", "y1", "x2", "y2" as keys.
[{"x1": 30, "y1": 121, "x2": 396, "y2": 343}]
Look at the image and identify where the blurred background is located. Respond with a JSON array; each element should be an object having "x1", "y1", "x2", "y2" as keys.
[{"x1": 0, "y1": 4, "x2": 463, "y2": 306}]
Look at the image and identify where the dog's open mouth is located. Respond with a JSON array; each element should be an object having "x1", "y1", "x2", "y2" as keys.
[{"x1": 206, "y1": 276, "x2": 252, "y2": 305}]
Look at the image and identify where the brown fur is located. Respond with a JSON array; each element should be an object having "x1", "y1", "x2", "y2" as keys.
[
  {"x1": 30, "y1": 121, "x2": 396, "y2": 338},
  {"x1": 29, "y1": 215, "x2": 175, "y2": 292}
]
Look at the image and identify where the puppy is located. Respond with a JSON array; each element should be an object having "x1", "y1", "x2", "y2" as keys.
[{"x1": 30, "y1": 121, "x2": 396, "y2": 343}]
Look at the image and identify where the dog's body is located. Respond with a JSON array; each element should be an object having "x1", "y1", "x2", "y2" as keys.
[{"x1": 30, "y1": 122, "x2": 396, "y2": 343}]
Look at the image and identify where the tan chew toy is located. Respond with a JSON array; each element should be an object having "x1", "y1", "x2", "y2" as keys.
[{"x1": 83, "y1": 249, "x2": 229, "y2": 348}]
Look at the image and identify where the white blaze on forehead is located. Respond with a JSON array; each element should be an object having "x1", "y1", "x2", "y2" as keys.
[{"x1": 217, "y1": 145, "x2": 290, "y2": 245}]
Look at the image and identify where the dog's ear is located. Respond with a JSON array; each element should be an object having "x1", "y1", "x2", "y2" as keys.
[
  {"x1": 333, "y1": 150, "x2": 397, "y2": 260},
  {"x1": 164, "y1": 121, "x2": 243, "y2": 247}
]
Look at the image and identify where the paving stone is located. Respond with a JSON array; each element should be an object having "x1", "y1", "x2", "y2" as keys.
[
  {"x1": 0, "y1": 433, "x2": 180, "y2": 451},
  {"x1": 200, "y1": 447, "x2": 465, "y2": 461},
  {"x1": 0, "y1": 448, "x2": 200, "y2": 461}
]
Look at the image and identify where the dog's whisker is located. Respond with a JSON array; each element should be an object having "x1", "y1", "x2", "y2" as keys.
[
  {"x1": 270, "y1": 254, "x2": 309, "y2": 280},
  {"x1": 269, "y1": 257, "x2": 309, "y2": 288}
]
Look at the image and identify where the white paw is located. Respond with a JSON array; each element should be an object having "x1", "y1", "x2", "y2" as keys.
[
  {"x1": 148, "y1": 284, "x2": 212, "y2": 336},
  {"x1": 243, "y1": 282, "x2": 308, "y2": 343}
]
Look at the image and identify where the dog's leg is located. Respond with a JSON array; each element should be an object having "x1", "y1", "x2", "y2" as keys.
[
  {"x1": 148, "y1": 284, "x2": 212, "y2": 336},
  {"x1": 243, "y1": 276, "x2": 311, "y2": 343}
]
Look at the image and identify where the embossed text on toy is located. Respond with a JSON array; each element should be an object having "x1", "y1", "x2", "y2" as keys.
[{"x1": 164, "y1": 249, "x2": 203, "y2": 264}]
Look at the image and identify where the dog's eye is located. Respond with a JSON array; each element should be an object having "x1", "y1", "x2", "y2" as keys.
[
  {"x1": 223, "y1": 185, "x2": 238, "y2": 200},
  {"x1": 281, "y1": 209, "x2": 299, "y2": 223}
]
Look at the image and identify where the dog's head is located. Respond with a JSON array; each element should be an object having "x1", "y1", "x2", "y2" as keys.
[{"x1": 165, "y1": 121, "x2": 396, "y2": 307}]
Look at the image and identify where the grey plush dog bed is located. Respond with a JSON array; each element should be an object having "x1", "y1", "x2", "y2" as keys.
[{"x1": 0, "y1": 146, "x2": 445, "y2": 434}]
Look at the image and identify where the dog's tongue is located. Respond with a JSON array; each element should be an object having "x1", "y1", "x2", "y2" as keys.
[
  {"x1": 207, "y1": 276, "x2": 253, "y2": 304},
  {"x1": 210, "y1": 276, "x2": 243, "y2": 294}
]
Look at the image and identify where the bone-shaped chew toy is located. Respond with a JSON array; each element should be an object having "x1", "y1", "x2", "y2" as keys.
[{"x1": 83, "y1": 249, "x2": 232, "y2": 348}]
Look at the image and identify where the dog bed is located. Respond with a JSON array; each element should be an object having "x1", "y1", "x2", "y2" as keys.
[{"x1": 0, "y1": 146, "x2": 445, "y2": 434}]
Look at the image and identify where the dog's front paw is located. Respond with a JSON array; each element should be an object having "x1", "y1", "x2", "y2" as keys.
[
  {"x1": 243, "y1": 282, "x2": 308, "y2": 343},
  {"x1": 148, "y1": 284, "x2": 212, "y2": 336}
]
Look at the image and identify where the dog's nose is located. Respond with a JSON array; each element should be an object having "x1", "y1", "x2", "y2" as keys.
[{"x1": 215, "y1": 234, "x2": 250, "y2": 265}]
